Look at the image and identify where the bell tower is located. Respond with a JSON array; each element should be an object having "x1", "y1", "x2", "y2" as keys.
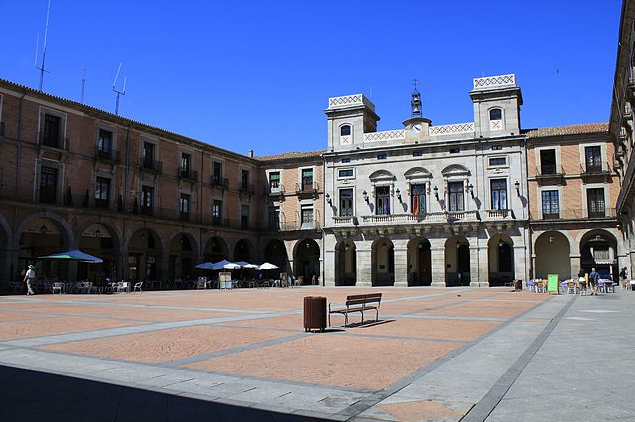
[{"x1": 325, "y1": 94, "x2": 379, "y2": 151}]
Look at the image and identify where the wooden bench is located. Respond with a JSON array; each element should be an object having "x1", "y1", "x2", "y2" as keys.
[{"x1": 328, "y1": 293, "x2": 382, "y2": 327}]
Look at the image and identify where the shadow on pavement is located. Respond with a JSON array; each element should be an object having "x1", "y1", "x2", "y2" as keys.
[{"x1": 0, "y1": 365, "x2": 331, "y2": 422}]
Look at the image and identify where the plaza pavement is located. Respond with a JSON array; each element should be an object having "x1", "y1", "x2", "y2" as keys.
[{"x1": 0, "y1": 286, "x2": 632, "y2": 421}]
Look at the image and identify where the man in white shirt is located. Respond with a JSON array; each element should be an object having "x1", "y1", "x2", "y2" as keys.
[{"x1": 23, "y1": 265, "x2": 36, "y2": 296}]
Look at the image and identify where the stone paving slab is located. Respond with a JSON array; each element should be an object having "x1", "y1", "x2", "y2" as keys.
[{"x1": 2, "y1": 287, "x2": 629, "y2": 421}]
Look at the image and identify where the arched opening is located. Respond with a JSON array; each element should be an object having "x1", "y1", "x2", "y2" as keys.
[
  {"x1": 335, "y1": 239, "x2": 356, "y2": 286},
  {"x1": 127, "y1": 229, "x2": 161, "y2": 281},
  {"x1": 488, "y1": 234, "x2": 514, "y2": 286},
  {"x1": 407, "y1": 237, "x2": 431, "y2": 286},
  {"x1": 580, "y1": 230, "x2": 618, "y2": 281},
  {"x1": 18, "y1": 218, "x2": 69, "y2": 280},
  {"x1": 445, "y1": 236, "x2": 470, "y2": 286},
  {"x1": 535, "y1": 231, "x2": 570, "y2": 280},
  {"x1": 294, "y1": 238, "x2": 320, "y2": 283},
  {"x1": 263, "y1": 239, "x2": 287, "y2": 271},
  {"x1": 168, "y1": 233, "x2": 197, "y2": 280},
  {"x1": 372, "y1": 238, "x2": 394, "y2": 286},
  {"x1": 234, "y1": 239, "x2": 253, "y2": 263},
  {"x1": 340, "y1": 125, "x2": 351, "y2": 137},
  {"x1": 78, "y1": 223, "x2": 118, "y2": 282},
  {"x1": 203, "y1": 236, "x2": 228, "y2": 263}
]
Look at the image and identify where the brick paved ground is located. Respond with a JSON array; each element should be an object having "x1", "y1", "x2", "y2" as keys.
[{"x1": 0, "y1": 286, "x2": 602, "y2": 421}]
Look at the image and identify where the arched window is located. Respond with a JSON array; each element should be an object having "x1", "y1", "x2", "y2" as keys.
[
  {"x1": 340, "y1": 125, "x2": 351, "y2": 136},
  {"x1": 489, "y1": 108, "x2": 502, "y2": 121}
]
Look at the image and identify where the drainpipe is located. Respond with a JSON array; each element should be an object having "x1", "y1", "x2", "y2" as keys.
[
  {"x1": 321, "y1": 154, "x2": 326, "y2": 286},
  {"x1": 121, "y1": 124, "x2": 131, "y2": 280},
  {"x1": 11, "y1": 91, "x2": 28, "y2": 280}
]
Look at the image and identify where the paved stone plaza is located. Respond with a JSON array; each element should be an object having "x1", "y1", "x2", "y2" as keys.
[{"x1": 0, "y1": 287, "x2": 633, "y2": 421}]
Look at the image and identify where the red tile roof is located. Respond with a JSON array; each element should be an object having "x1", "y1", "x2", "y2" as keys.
[
  {"x1": 524, "y1": 123, "x2": 609, "y2": 138},
  {"x1": 256, "y1": 150, "x2": 325, "y2": 162}
]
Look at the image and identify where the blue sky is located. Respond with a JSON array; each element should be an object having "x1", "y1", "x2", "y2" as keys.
[{"x1": 0, "y1": 0, "x2": 622, "y2": 156}]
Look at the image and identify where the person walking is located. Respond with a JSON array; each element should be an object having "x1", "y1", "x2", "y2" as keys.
[
  {"x1": 578, "y1": 269, "x2": 587, "y2": 294},
  {"x1": 589, "y1": 267, "x2": 600, "y2": 296},
  {"x1": 23, "y1": 265, "x2": 36, "y2": 296}
]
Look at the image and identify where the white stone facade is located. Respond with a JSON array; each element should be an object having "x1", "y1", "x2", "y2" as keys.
[{"x1": 322, "y1": 75, "x2": 530, "y2": 287}]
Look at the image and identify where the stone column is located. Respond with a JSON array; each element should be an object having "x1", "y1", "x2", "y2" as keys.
[
  {"x1": 324, "y1": 249, "x2": 335, "y2": 287},
  {"x1": 356, "y1": 244, "x2": 372, "y2": 287},
  {"x1": 393, "y1": 239, "x2": 409, "y2": 287},
  {"x1": 430, "y1": 240, "x2": 446, "y2": 287},
  {"x1": 514, "y1": 245, "x2": 528, "y2": 282},
  {"x1": 569, "y1": 254, "x2": 580, "y2": 280},
  {"x1": 470, "y1": 246, "x2": 482, "y2": 287}
]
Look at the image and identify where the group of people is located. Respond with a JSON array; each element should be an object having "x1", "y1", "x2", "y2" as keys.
[{"x1": 576, "y1": 267, "x2": 629, "y2": 295}]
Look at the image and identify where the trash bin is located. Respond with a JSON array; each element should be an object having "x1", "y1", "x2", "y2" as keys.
[
  {"x1": 514, "y1": 280, "x2": 522, "y2": 291},
  {"x1": 303, "y1": 296, "x2": 326, "y2": 332}
]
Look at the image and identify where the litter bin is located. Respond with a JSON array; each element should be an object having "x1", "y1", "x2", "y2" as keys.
[
  {"x1": 303, "y1": 296, "x2": 327, "y2": 332},
  {"x1": 514, "y1": 280, "x2": 522, "y2": 291}
]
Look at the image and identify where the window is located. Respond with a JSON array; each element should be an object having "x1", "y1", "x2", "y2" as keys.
[
  {"x1": 377, "y1": 154, "x2": 387, "y2": 160},
  {"x1": 584, "y1": 146, "x2": 602, "y2": 173},
  {"x1": 540, "y1": 149, "x2": 557, "y2": 174},
  {"x1": 142, "y1": 142, "x2": 155, "y2": 169},
  {"x1": 94, "y1": 177, "x2": 110, "y2": 208},
  {"x1": 39, "y1": 166, "x2": 58, "y2": 204},
  {"x1": 411, "y1": 184, "x2": 426, "y2": 214},
  {"x1": 340, "y1": 125, "x2": 351, "y2": 136},
  {"x1": 97, "y1": 129, "x2": 112, "y2": 157},
  {"x1": 141, "y1": 186, "x2": 154, "y2": 215},
  {"x1": 489, "y1": 108, "x2": 502, "y2": 121},
  {"x1": 338, "y1": 169, "x2": 354, "y2": 178},
  {"x1": 489, "y1": 157, "x2": 506, "y2": 166},
  {"x1": 490, "y1": 179, "x2": 507, "y2": 210},
  {"x1": 413, "y1": 151, "x2": 423, "y2": 157},
  {"x1": 212, "y1": 199, "x2": 222, "y2": 225},
  {"x1": 339, "y1": 189, "x2": 353, "y2": 217},
  {"x1": 587, "y1": 188, "x2": 605, "y2": 218},
  {"x1": 450, "y1": 147, "x2": 460, "y2": 154},
  {"x1": 241, "y1": 204, "x2": 250, "y2": 229},
  {"x1": 302, "y1": 168, "x2": 313, "y2": 191},
  {"x1": 491, "y1": 145, "x2": 502, "y2": 151},
  {"x1": 541, "y1": 190, "x2": 559, "y2": 219},
  {"x1": 375, "y1": 186, "x2": 390, "y2": 215},
  {"x1": 268, "y1": 206, "x2": 280, "y2": 229},
  {"x1": 42, "y1": 114, "x2": 61, "y2": 147},
  {"x1": 179, "y1": 194, "x2": 191, "y2": 220},
  {"x1": 212, "y1": 161, "x2": 223, "y2": 184},
  {"x1": 241, "y1": 169, "x2": 250, "y2": 190},
  {"x1": 301, "y1": 204, "x2": 314, "y2": 228},
  {"x1": 269, "y1": 171, "x2": 280, "y2": 192},
  {"x1": 448, "y1": 182, "x2": 464, "y2": 212},
  {"x1": 341, "y1": 158, "x2": 351, "y2": 163},
  {"x1": 180, "y1": 153, "x2": 191, "y2": 177}
]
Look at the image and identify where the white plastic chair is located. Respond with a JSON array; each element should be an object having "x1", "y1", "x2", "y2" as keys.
[
  {"x1": 133, "y1": 281, "x2": 143, "y2": 292},
  {"x1": 52, "y1": 282, "x2": 64, "y2": 294}
]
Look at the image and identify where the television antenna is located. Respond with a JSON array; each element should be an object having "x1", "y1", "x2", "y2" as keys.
[
  {"x1": 80, "y1": 66, "x2": 86, "y2": 103},
  {"x1": 35, "y1": 0, "x2": 52, "y2": 91},
  {"x1": 112, "y1": 63, "x2": 127, "y2": 115}
]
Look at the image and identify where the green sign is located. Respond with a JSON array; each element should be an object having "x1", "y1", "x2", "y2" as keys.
[{"x1": 547, "y1": 274, "x2": 559, "y2": 294}]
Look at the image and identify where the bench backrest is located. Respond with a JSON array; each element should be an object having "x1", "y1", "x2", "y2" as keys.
[{"x1": 345, "y1": 293, "x2": 382, "y2": 307}]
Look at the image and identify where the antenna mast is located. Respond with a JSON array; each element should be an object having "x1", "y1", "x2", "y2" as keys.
[
  {"x1": 112, "y1": 63, "x2": 127, "y2": 115},
  {"x1": 35, "y1": 0, "x2": 52, "y2": 91},
  {"x1": 80, "y1": 67, "x2": 86, "y2": 103}
]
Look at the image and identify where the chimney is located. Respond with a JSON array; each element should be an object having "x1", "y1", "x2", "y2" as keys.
[{"x1": 248, "y1": 149, "x2": 254, "y2": 158}]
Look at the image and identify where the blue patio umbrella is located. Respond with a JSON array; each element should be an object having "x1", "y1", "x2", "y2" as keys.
[
  {"x1": 39, "y1": 249, "x2": 103, "y2": 263},
  {"x1": 195, "y1": 262, "x2": 216, "y2": 270}
]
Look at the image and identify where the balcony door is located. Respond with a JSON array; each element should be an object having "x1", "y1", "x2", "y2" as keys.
[{"x1": 587, "y1": 188, "x2": 605, "y2": 218}]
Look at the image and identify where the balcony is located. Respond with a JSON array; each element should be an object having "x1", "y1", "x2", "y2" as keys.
[
  {"x1": 267, "y1": 183, "x2": 285, "y2": 196},
  {"x1": 484, "y1": 209, "x2": 515, "y2": 219},
  {"x1": 537, "y1": 208, "x2": 617, "y2": 221},
  {"x1": 38, "y1": 133, "x2": 69, "y2": 150},
  {"x1": 211, "y1": 176, "x2": 229, "y2": 190},
  {"x1": 358, "y1": 211, "x2": 479, "y2": 225},
  {"x1": 94, "y1": 146, "x2": 120, "y2": 163},
  {"x1": 264, "y1": 219, "x2": 321, "y2": 231},
  {"x1": 210, "y1": 216, "x2": 231, "y2": 227},
  {"x1": 239, "y1": 183, "x2": 255, "y2": 195},
  {"x1": 178, "y1": 167, "x2": 198, "y2": 182},
  {"x1": 535, "y1": 165, "x2": 564, "y2": 185},
  {"x1": 580, "y1": 162, "x2": 611, "y2": 181},
  {"x1": 139, "y1": 158, "x2": 162, "y2": 174},
  {"x1": 296, "y1": 181, "x2": 319, "y2": 196}
]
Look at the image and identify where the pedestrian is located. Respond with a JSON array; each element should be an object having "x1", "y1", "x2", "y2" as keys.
[
  {"x1": 578, "y1": 269, "x2": 587, "y2": 294},
  {"x1": 23, "y1": 265, "x2": 36, "y2": 296},
  {"x1": 620, "y1": 267, "x2": 628, "y2": 290},
  {"x1": 589, "y1": 267, "x2": 599, "y2": 295}
]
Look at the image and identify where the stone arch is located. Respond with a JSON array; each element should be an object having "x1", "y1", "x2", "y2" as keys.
[
  {"x1": 487, "y1": 233, "x2": 515, "y2": 286},
  {"x1": 293, "y1": 238, "x2": 320, "y2": 284},
  {"x1": 534, "y1": 231, "x2": 570, "y2": 280},
  {"x1": 578, "y1": 229, "x2": 619, "y2": 281},
  {"x1": 168, "y1": 231, "x2": 199, "y2": 280},
  {"x1": 203, "y1": 236, "x2": 229, "y2": 262},
  {"x1": 407, "y1": 236, "x2": 431, "y2": 286},
  {"x1": 77, "y1": 219, "x2": 121, "y2": 282},
  {"x1": 15, "y1": 211, "x2": 74, "y2": 247},
  {"x1": 335, "y1": 239, "x2": 356, "y2": 286},
  {"x1": 125, "y1": 226, "x2": 164, "y2": 281},
  {"x1": 404, "y1": 167, "x2": 432, "y2": 181},
  {"x1": 369, "y1": 169, "x2": 396, "y2": 183},
  {"x1": 233, "y1": 238, "x2": 254, "y2": 262},
  {"x1": 445, "y1": 236, "x2": 470, "y2": 286},
  {"x1": 263, "y1": 239, "x2": 288, "y2": 271},
  {"x1": 371, "y1": 237, "x2": 394, "y2": 286}
]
